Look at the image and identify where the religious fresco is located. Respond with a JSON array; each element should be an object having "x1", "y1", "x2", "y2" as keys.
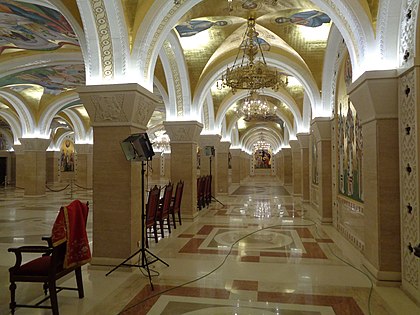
[
  {"x1": 254, "y1": 149, "x2": 271, "y2": 169},
  {"x1": 0, "y1": 64, "x2": 85, "y2": 94},
  {"x1": 337, "y1": 99, "x2": 363, "y2": 202},
  {"x1": 275, "y1": 10, "x2": 331, "y2": 27},
  {"x1": 0, "y1": 0, "x2": 78, "y2": 54},
  {"x1": 175, "y1": 19, "x2": 228, "y2": 37},
  {"x1": 60, "y1": 139, "x2": 75, "y2": 172}
]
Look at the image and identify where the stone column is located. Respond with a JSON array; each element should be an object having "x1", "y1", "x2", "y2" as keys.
[
  {"x1": 200, "y1": 135, "x2": 221, "y2": 196},
  {"x1": 74, "y1": 144, "x2": 93, "y2": 189},
  {"x1": 240, "y1": 151, "x2": 246, "y2": 180},
  {"x1": 311, "y1": 118, "x2": 332, "y2": 223},
  {"x1": 19, "y1": 138, "x2": 51, "y2": 197},
  {"x1": 230, "y1": 148, "x2": 241, "y2": 185},
  {"x1": 46, "y1": 151, "x2": 60, "y2": 184},
  {"x1": 13, "y1": 144, "x2": 24, "y2": 189},
  {"x1": 78, "y1": 83, "x2": 158, "y2": 265},
  {"x1": 162, "y1": 152, "x2": 171, "y2": 180},
  {"x1": 289, "y1": 140, "x2": 302, "y2": 197},
  {"x1": 217, "y1": 141, "x2": 230, "y2": 194},
  {"x1": 277, "y1": 152, "x2": 284, "y2": 183},
  {"x1": 165, "y1": 121, "x2": 203, "y2": 220},
  {"x1": 151, "y1": 153, "x2": 161, "y2": 181},
  {"x1": 297, "y1": 133, "x2": 310, "y2": 203},
  {"x1": 282, "y1": 148, "x2": 292, "y2": 185},
  {"x1": 349, "y1": 70, "x2": 400, "y2": 284}
]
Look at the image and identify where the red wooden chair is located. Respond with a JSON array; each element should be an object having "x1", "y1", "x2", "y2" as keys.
[
  {"x1": 170, "y1": 180, "x2": 184, "y2": 228},
  {"x1": 145, "y1": 185, "x2": 161, "y2": 247},
  {"x1": 204, "y1": 175, "x2": 212, "y2": 206},
  {"x1": 156, "y1": 182, "x2": 173, "y2": 237},
  {"x1": 8, "y1": 200, "x2": 91, "y2": 315}
]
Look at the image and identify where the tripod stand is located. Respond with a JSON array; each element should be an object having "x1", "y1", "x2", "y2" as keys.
[
  {"x1": 209, "y1": 155, "x2": 224, "y2": 206},
  {"x1": 106, "y1": 160, "x2": 168, "y2": 290}
]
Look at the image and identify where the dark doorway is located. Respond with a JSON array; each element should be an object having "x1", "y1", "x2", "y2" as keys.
[{"x1": 0, "y1": 157, "x2": 6, "y2": 185}]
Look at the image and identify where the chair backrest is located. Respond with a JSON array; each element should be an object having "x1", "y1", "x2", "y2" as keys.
[
  {"x1": 146, "y1": 185, "x2": 160, "y2": 226},
  {"x1": 173, "y1": 180, "x2": 184, "y2": 213},
  {"x1": 51, "y1": 200, "x2": 91, "y2": 269},
  {"x1": 159, "y1": 182, "x2": 173, "y2": 218}
]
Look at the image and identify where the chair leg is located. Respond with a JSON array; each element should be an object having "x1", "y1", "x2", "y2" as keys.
[
  {"x1": 9, "y1": 281, "x2": 16, "y2": 315},
  {"x1": 48, "y1": 280, "x2": 59, "y2": 315},
  {"x1": 153, "y1": 224, "x2": 159, "y2": 243},
  {"x1": 75, "y1": 267, "x2": 84, "y2": 298},
  {"x1": 167, "y1": 217, "x2": 171, "y2": 234},
  {"x1": 159, "y1": 220, "x2": 165, "y2": 238},
  {"x1": 172, "y1": 212, "x2": 176, "y2": 229},
  {"x1": 178, "y1": 211, "x2": 182, "y2": 226}
]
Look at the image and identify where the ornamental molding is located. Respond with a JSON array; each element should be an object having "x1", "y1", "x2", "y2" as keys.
[
  {"x1": 163, "y1": 40, "x2": 183, "y2": 116},
  {"x1": 90, "y1": 0, "x2": 114, "y2": 80},
  {"x1": 164, "y1": 121, "x2": 203, "y2": 143},
  {"x1": 400, "y1": 0, "x2": 418, "y2": 67}
]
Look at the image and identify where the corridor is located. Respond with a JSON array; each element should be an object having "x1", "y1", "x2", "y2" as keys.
[{"x1": 0, "y1": 176, "x2": 418, "y2": 315}]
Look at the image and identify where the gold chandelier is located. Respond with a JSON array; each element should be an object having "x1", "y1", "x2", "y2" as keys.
[
  {"x1": 235, "y1": 90, "x2": 277, "y2": 121},
  {"x1": 217, "y1": 17, "x2": 287, "y2": 93}
]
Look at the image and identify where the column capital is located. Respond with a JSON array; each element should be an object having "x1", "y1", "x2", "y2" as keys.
[
  {"x1": 77, "y1": 83, "x2": 159, "y2": 129},
  {"x1": 348, "y1": 69, "x2": 398, "y2": 124},
  {"x1": 19, "y1": 138, "x2": 50, "y2": 151},
  {"x1": 12, "y1": 144, "x2": 24, "y2": 155},
  {"x1": 218, "y1": 141, "x2": 231, "y2": 153},
  {"x1": 164, "y1": 120, "x2": 203, "y2": 144},
  {"x1": 289, "y1": 139, "x2": 300, "y2": 152},
  {"x1": 74, "y1": 143, "x2": 93, "y2": 154},
  {"x1": 281, "y1": 147, "x2": 291, "y2": 156},
  {"x1": 311, "y1": 117, "x2": 332, "y2": 142},
  {"x1": 297, "y1": 133, "x2": 310, "y2": 148},
  {"x1": 199, "y1": 134, "x2": 221, "y2": 148},
  {"x1": 230, "y1": 148, "x2": 241, "y2": 156}
]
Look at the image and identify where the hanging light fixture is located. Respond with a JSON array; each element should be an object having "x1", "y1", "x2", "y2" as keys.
[
  {"x1": 217, "y1": 17, "x2": 287, "y2": 94},
  {"x1": 235, "y1": 90, "x2": 277, "y2": 121}
]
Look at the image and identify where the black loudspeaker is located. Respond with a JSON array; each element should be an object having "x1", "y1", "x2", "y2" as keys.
[{"x1": 121, "y1": 133, "x2": 155, "y2": 161}]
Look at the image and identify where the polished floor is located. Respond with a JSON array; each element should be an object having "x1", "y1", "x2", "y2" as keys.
[{"x1": 1, "y1": 176, "x2": 419, "y2": 315}]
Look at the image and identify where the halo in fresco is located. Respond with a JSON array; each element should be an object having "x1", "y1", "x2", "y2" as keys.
[
  {"x1": 0, "y1": 64, "x2": 85, "y2": 94},
  {"x1": 0, "y1": 0, "x2": 78, "y2": 54}
]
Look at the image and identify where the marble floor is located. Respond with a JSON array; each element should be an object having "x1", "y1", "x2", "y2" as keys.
[{"x1": 1, "y1": 176, "x2": 419, "y2": 315}]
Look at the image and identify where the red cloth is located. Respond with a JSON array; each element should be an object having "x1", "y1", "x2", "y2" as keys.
[{"x1": 51, "y1": 200, "x2": 91, "y2": 268}]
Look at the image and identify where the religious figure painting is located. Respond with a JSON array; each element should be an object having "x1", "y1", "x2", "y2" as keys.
[
  {"x1": 60, "y1": 139, "x2": 75, "y2": 172},
  {"x1": 0, "y1": 64, "x2": 85, "y2": 93},
  {"x1": 0, "y1": 0, "x2": 79, "y2": 54},
  {"x1": 275, "y1": 10, "x2": 331, "y2": 27},
  {"x1": 337, "y1": 99, "x2": 363, "y2": 202},
  {"x1": 254, "y1": 149, "x2": 271, "y2": 169},
  {"x1": 175, "y1": 19, "x2": 227, "y2": 37}
]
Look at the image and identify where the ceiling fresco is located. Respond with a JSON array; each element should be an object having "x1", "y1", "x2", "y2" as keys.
[
  {"x1": 0, "y1": 0, "x2": 79, "y2": 54},
  {"x1": 0, "y1": 64, "x2": 85, "y2": 94}
]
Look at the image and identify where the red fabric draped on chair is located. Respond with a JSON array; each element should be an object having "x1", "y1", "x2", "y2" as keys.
[{"x1": 8, "y1": 200, "x2": 91, "y2": 315}]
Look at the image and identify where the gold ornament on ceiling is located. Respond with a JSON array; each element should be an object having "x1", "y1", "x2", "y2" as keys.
[{"x1": 217, "y1": 17, "x2": 288, "y2": 94}]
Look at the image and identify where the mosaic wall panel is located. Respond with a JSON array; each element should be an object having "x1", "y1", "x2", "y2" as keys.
[
  {"x1": 399, "y1": 68, "x2": 419, "y2": 290},
  {"x1": 336, "y1": 98, "x2": 363, "y2": 202}
]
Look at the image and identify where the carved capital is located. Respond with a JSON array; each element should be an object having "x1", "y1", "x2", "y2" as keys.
[
  {"x1": 19, "y1": 138, "x2": 51, "y2": 151},
  {"x1": 164, "y1": 121, "x2": 203, "y2": 144},
  {"x1": 311, "y1": 117, "x2": 332, "y2": 142},
  {"x1": 230, "y1": 148, "x2": 241, "y2": 157},
  {"x1": 218, "y1": 141, "x2": 231, "y2": 153},
  {"x1": 74, "y1": 144, "x2": 93, "y2": 155},
  {"x1": 289, "y1": 139, "x2": 300, "y2": 152},
  {"x1": 297, "y1": 133, "x2": 310, "y2": 149},
  {"x1": 78, "y1": 83, "x2": 159, "y2": 128},
  {"x1": 199, "y1": 134, "x2": 221, "y2": 148}
]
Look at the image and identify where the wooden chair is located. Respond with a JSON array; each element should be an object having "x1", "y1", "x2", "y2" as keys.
[
  {"x1": 156, "y1": 182, "x2": 173, "y2": 237},
  {"x1": 170, "y1": 180, "x2": 184, "y2": 228},
  {"x1": 8, "y1": 200, "x2": 91, "y2": 315},
  {"x1": 197, "y1": 176, "x2": 206, "y2": 210},
  {"x1": 204, "y1": 175, "x2": 212, "y2": 206},
  {"x1": 145, "y1": 185, "x2": 161, "y2": 248}
]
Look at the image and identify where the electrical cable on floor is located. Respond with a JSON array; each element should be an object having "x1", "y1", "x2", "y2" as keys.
[
  {"x1": 312, "y1": 224, "x2": 373, "y2": 315},
  {"x1": 118, "y1": 220, "x2": 316, "y2": 314},
  {"x1": 119, "y1": 215, "x2": 375, "y2": 315}
]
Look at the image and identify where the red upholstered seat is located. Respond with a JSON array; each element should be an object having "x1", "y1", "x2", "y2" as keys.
[{"x1": 8, "y1": 200, "x2": 90, "y2": 315}]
